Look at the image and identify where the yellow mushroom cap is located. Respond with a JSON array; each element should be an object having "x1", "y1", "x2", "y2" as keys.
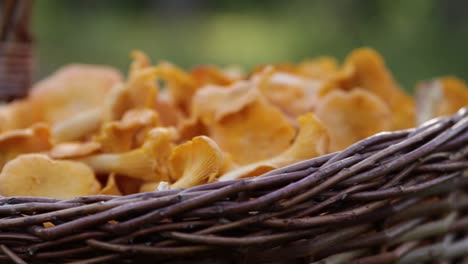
[
  {"x1": 0, "y1": 99, "x2": 42, "y2": 132},
  {"x1": 102, "y1": 67, "x2": 159, "y2": 122},
  {"x1": 156, "y1": 61, "x2": 198, "y2": 114},
  {"x1": 341, "y1": 48, "x2": 415, "y2": 129},
  {"x1": 49, "y1": 141, "x2": 101, "y2": 159},
  {"x1": 189, "y1": 65, "x2": 237, "y2": 86},
  {"x1": 102, "y1": 51, "x2": 158, "y2": 123},
  {"x1": 256, "y1": 70, "x2": 322, "y2": 119},
  {"x1": 126, "y1": 67, "x2": 159, "y2": 110},
  {"x1": 211, "y1": 96, "x2": 295, "y2": 164},
  {"x1": 415, "y1": 76, "x2": 468, "y2": 124},
  {"x1": 95, "y1": 109, "x2": 159, "y2": 153},
  {"x1": 296, "y1": 57, "x2": 340, "y2": 80},
  {"x1": 30, "y1": 64, "x2": 122, "y2": 124},
  {"x1": 315, "y1": 89, "x2": 392, "y2": 152},
  {"x1": 51, "y1": 108, "x2": 102, "y2": 143},
  {"x1": 130, "y1": 50, "x2": 152, "y2": 73},
  {"x1": 0, "y1": 123, "x2": 52, "y2": 169},
  {"x1": 170, "y1": 136, "x2": 224, "y2": 189},
  {"x1": 176, "y1": 115, "x2": 209, "y2": 144},
  {"x1": 219, "y1": 113, "x2": 329, "y2": 181},
  {"x1": 191, "y1": 82, "x2": 295, "y2": 165},
  {"x1": 436, "y1": 77, "x2": 468, "y2": 116},
  {"x1": 153, "y1": 90, "x2": 183, "y2": 127},
  {"x1": 0, "y1": 154, "x2": 101, "y2": 198},
  {"x1": 191, "y1": 81, "x2": 258, "y2": 125},
  {"x1": 272, "y1": 113, "x2": 329, "y2": 164}
]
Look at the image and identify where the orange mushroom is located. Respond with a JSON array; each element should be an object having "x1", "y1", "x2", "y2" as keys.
[
  {"x1": 190, "y1": 65, "x2": 238, "y2": 87},
  {"x1": 0, "y1": 99, "x2": 42, "y2": 132},
  {"x1": 0, "y1": 123, "x2": 52, "y2": 169},
  {"x1": 222, "y1": 65, "x2": 246, "y2": 80},
  {"x1": 415, "y1": 76, "x2": 468, "y2": 124},
  {"x1": 153, "y1": 90, "x2": 183, "y2": 127},
  {"x1": 176, "y1": 116, "x2": 209, "y2": 143},
  {"x1": 51, "y1": 108, "x2": 102, "y2": 143},
  {"x1": 169, "y1": 136, "x2": 224, "y2": 189},
  {"x1": 49, "y1": 141, "x2": 101, "y2": 159},
  {"x1": 296, "y1": 57, "x2": 340, "y2": 80},
  {"x1": 191, "y1": 82, "x2": 296, "y2": 165},
  {"x1": 29, "y1": 64, "x2": 122, "y2": 124},
  {"x1": 219, "y1": 113, "x2": 329, "y2": 181},
  {"x1": 335, "y1": 48, "x2": 415, "y2": 129},
  {"x1": 436, "y1": 77, "x2": 468, "y2": 115},
  {"x1": 129, "y1": 50, "x2": 152, "y2": 73},
  {"x1": 95, "y1": 109, "x2": 159, "y2": 153},
  {"x1": 255, "y1": 68, "x2": 322, "y2": 119},
  {"x1": 77, "y1": 127, "x2": 177, "y2": 181},
  {"x1": 0, "y1": 154, "x2": 101, "y2": 198},
  {"x1": 156, "y1": 61, "x2": 198, "y2": 114},
  {"x1": 190, "y1": 81, "x2": 258, "y2": 125},
  {"x1": 103, "y1": 68, "x2": 159, "y2": 122},
  {"x1": 315, "y1": 88, "x2": 392, "y2": 152},
  {"x1": 102, "y1": 51, "x2": 158, "y2": 122}
]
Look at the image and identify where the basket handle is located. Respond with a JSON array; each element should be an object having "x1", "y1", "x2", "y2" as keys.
[
  {"x1": 0, "y1": 0, "x2": 34, "y2": 102},
  {"x1": 1, "y1": 0, "x2": 33, "y2": 42}
]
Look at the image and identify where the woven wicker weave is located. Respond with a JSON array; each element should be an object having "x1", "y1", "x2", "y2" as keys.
[
  {"x1": 1, "y1": 2, "x2": 468, "y2": 263},
  {"x1": 0, "y1": 108, "x2": 466, "y2": 263}
]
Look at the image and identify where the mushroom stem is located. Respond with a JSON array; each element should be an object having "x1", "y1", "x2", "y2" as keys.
[
  {"x1": 78, "y1": 148, "x2": 156, "y2": 181},
  {"x1": 77, "y1": 127, "x2": 176, "y2": 182},
  {"x1": 52, "y1": 108, "x2": 102, "y2": 143}
]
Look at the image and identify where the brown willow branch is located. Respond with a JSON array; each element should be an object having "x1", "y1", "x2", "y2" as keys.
[
  {"x1": 316, "y1": 218, "x2": 424, "y2": 258},
  {"x1": 354, "y1": 241, "x2": 419, "y2": 264},
  {"x1": 281, "y1": 116, "x2": 461, "y2": 207},
  {"x1": 397, "y1": 237, "x2": 468, "y2": 264},
  {"x1": 0, "y1": 244, "x2": 26, "y2": 264},
  {"x1": 393, "y1": 212, "x2": 458, "y2": 244},
  {"x1": 86, "y1": 239, "x2": 212, "y2": 255}
]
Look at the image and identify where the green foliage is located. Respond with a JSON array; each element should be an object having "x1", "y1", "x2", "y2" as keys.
[{"x1": 33, "y1": 0, "x2": 468, "y2": 91}]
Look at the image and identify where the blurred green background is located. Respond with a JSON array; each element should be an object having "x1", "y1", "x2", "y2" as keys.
[{"x1": 33, "y1": 0, "x2": 468, "y2": 91}]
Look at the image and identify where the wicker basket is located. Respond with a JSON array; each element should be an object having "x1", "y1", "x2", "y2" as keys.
[
  {"x1": 1, "y1": 2, "x2": 468, "y2": 264},
  {"x1": 0, "y1": 0, "x2": 34, "y2": 102},
  {"x1": 0, "y1": 109, "x2": 464, "y2": 263}
]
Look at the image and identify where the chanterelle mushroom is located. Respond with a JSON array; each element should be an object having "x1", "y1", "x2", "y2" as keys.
[
  {"x1": 51, "y1": 108, "x2": 102, "y2": 143},
  {"x1": 254, "y1": 67, "x2": 322, "y2": 120},
  {"x1": 48, "y1": 141, "x2": 101, "y2": 159},
  {"x1": 0, "y1": 123, "x2": 52, "y2": 169},
  {"x1": 0, "y1": 99, "x2": 42, "y2": 132},
  {"x1": 315, "y1": 88, "x2": 392, "y2": 152},
  {"x1": 219, "y1": 113, "x2": 329, "y2": 181},
  {"x1": 190, "y1": 81, "x2": 296, "y2": 165},
  {"x1": 169, "y1": 136, "x2": 224, "y2": 189},
  {"x1": 156, "y1": 61, "x2": 198, "y2": 115},
  {"x1": 30, "y1": 64, "x2": 122, "y2": 124},
  {"x1": 338, "y1": 48, "x2": 415, "y2": 130},
  {"x1": 95, "y1": 109, "x2": 159, "y2": 153},
  {"x1": 102, "y1": 51, "x2": 159, "y2": 122},
  {"x1": 0, "y1": 154, "x2": 101, "y2": 198},
  {"x1": 77, "y1": 127, "x2": 177, "y2": 181}
]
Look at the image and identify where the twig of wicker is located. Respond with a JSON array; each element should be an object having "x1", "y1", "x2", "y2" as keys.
[{"x1": 0, "y1": 107, "x2": 465, "y2": 263}]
